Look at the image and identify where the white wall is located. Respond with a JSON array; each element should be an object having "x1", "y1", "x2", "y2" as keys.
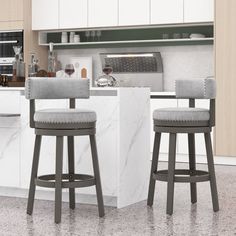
[{"x1": 56, "y1": 45, "x2": 213, "y2": 91}]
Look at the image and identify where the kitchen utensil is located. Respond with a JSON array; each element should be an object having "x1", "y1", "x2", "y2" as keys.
[
  {"x1": 162, "y1": 33, "x2": 169, "y2": 39},
  {"x1": 74, "y1": 34, "x2": 80, "y2": 43},
  {"x1": 173, "y1": 33, "x2": 181, "y2": 39},
  {"x1": 61, "y1": 32, "x2": 68, "y2": 43},
  {"x1": 190, "y1": 33, "x2": 206, "y2": 39},
  {"x1": 182, "y1": 33, "x2": 190, "y2": 38},
  {"x1": 70, "y1": 32, "x2": 75, "y2": 43}
]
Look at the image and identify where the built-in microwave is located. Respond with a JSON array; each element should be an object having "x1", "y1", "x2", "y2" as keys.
[{"x1": 0, "y1": 30, "x2": 23, "y2": 77}]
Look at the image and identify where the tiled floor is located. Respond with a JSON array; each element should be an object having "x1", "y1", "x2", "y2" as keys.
[{"x1": 0, "y1": 163, "x2": 236, "y2": 236}]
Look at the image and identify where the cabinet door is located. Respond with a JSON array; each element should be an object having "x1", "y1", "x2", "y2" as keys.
[
  {"x1": 151, "y1": 0, "x2": 183, "y2": 24},
  {"x1": 59, "y1": 0, "x2": 87, "y2": 29},
  {"x1": 119, "y1": 0, "x2": 149, "y2": 26},
  {"x1": 0, "y1": 0, "x2": 23, "y2": 22},
  {"x1": 32, "y1": 0, "x2": 59, "y2": 30},
  {"x1": 0, "y1": 128, "x2": 20, "y2": 187},
  {"x1": 88, "y1": 0, "x2": 118, "y2": 27},
  {"x1": 184, "y1": 0, "x2": 214, "y2": 23}
]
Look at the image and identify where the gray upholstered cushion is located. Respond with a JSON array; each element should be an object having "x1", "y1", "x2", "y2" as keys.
[
  {"x1": 153, "y1": 108, "x2": 210, "y2": 122},
  {"x1": 34, "y1": 109, "x2": 96, "y2": 126},
  {"x1": 25, "y1": 77, "x2": 90, "y2": 99},
  {"x1": 175, "y1": 78, "x2": 216, "y2": 99}
]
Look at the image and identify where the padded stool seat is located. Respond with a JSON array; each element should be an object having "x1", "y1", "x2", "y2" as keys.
[
  {"x1": 153, "y1": 108, "x2": 210, "y2": 127},
  {"x1": 34, "y1": 109, "x2": 97, "y2": 129}
]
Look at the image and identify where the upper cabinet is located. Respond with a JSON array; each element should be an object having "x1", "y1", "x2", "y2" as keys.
[
  {"x1": 32, "y1": 0, "x2": 214, "y2": 31},
  {"x1": 88, "y1": 0, "x2": 118, "y2": 27},
  {"x1": 119, "y1": 0, "x2": 149, "y2": 26},
  {"x1": 184, "y1": 0, "x2": 214, "y2": 23},
  {"x1": 0, "y1": 0, "x2": 23, "y2": 30},
  {"x1": 60, "y1": 0, "x2": 87, "y2": 29},
  {"x1": 151, "y1": 0, "x2": 184, "y2": 24},
  {"x1": 32, "y1": 0, "x2": 59, "y2": 30}
]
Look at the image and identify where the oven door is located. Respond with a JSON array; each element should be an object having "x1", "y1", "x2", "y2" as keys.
[
  {"x1": 0, "y1": 31, "x2": 23, "y2": 58},
  {"x1": 0, "y1": 63, "x2": 13, "y2": 77}
]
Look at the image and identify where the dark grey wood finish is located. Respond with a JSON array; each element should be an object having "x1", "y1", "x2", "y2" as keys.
[
  {"x1": 166, "y1": 133, "x2": 177, "y2": 215},
  {"x1": 147, "y1": 132, "x2": 161, "y2": 206},
  {"x1": 55, "y1": 136, "x2": 63, "y2": 224},
  {"x1": 188, "y1": 133, "x2": 197, "y2": 203},
  {"x1": 27, "y1": 97, "x2": 105, "y2": 224},
  {"x1": 204, "y1": 132, "x2": 219, "y2": 212},
  {"x1": 90, "y1": 135, "x2": 105, "y2": 217},
  {"x1": 188, "y1": 99, "x2": 197, "y2": 204},
  {"x1": 148, "y1": 98, "x2": 219, "y2": 215},
  {"x1": 68, "y1": 136, "x2": 75, "y2": 209},
  {"x1": 27, "y1": 135, "x2": 42, "y2": 215}
]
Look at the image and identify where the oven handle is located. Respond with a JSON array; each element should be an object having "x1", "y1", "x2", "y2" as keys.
[
  {"x1": 0, "y1": 113, "x2": 21, "y2": 117},
  {"x1": 0, "y1": 40, "x2": 18, "y2": 44}
]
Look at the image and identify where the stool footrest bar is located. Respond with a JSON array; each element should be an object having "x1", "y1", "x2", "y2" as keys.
[
  {"x1": 35, "y1": 174, "x2": 95, "y2": 188},
  {"x1": 153, "y1": 169, "x2": 210, "y2": 183}
]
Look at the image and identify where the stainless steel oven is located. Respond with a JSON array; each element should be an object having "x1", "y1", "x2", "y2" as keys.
[{"x1": 0, "y1": 30, "x2": 23, "y2": 78}]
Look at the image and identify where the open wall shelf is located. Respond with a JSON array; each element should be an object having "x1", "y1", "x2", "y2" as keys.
[{"x1": 39, "y1": 23, "x2": 214, "y2": 49}]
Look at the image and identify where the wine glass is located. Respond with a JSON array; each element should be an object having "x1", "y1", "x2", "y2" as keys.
[
  {"x1": 65, "y1": 64, "x2": 75, "y2": 77},
  {"x1": 91, "y1": 31, "x2": 96, "y2": 41},
  {"x1": 85, "y1": 31, "x2": 90, "y2": 42},
  {"x1": 96, "y1": 30, "x2": 102, "y2": 41}
]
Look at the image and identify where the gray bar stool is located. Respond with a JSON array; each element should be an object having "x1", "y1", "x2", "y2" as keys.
[
  {"x1": 147, "y1": 78, "x2": 219, "y2": 215},
  {"x1": 25, "y1": 78, "x2": 104, "y2": 223}
]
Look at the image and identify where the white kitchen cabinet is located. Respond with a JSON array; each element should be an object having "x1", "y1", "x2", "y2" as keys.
[
  {"x1": 0, "y1": 128, "x2": 20, "y2": 187},
  {"x1": 32, "y1": 0, "x2": 59, "y2": 30},
  {"x1": 184, "y1": 0, "x2": 214, "y2": 23},
  {"x1": 150, "y1": 99, "x2": 178, "y2": 154},
  {"x1": 0, "y1": 91, "x2": 21, "y2": 188},
  {"x1": 151, "y1": 0, "x2": 184, "y2": 24},
  {"x1": 59, "y1": 0, "x2": 87, "y2": 29},
  {"x1": 88, "y1": 0, "x2": 118, "y2": 27},
  {"x1": 119, "y1": 0, "x2": 149, "y2": 26}
]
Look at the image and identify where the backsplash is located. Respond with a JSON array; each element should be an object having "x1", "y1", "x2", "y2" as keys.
[{"x1": 56, "y1": 45, "x2": 213, "y2": 91}]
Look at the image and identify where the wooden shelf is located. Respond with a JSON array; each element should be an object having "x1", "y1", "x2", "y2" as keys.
[{"x1": 38, "y1": 23, "x2": 214, "y2": 48}]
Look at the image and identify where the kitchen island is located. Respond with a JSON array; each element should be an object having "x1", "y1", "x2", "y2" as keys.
[{"x1": 2, "y1": 87, "x2": 150, "y2": 208}]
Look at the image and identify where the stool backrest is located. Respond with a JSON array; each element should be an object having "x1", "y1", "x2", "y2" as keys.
[
  {"x1": 25, "y1": 77, "x2": 90, "y2": 128},
  {"x1": 175, "y1": 78, "x2": 216, "y2": 99},
  {"x1": 25, "y1": 77, "x2": 90, "y2": 100},
  {"x1": 175, "y1": 78, "x2": 216, "y2": 127}
]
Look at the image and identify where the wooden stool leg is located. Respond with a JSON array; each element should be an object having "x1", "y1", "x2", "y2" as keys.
[
  {"x1": 166, "y1": 133, "x2": 177, "y2": 215},
  {"x1": 68, "y1": 136, "x2": 75, "y2": 209},
  {"x1": 55, "y1": 136, "x2": 63, "y2": 224},
  {"x1": 27, "y1": 135, "x2": 42, "y2": 215},
  {"x1": 188, "y1": 133, "x2": 197, "y2": 204},
  {"x1": 90, "y1": 135, "x2": 105, "y2": 217},
  {"x1": 147, "y1": 132, "x2": 161, "y2": 206},
  {"x1": 204, "y1": 132, "x2": 219, "y2": 212}
]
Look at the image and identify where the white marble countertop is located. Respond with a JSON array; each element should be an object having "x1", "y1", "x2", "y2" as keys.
[
  {"x1": 0, "y1": 86, "x2": 176, "y2": 97},
  {"x1": 0, "y1": 87, "x2": 25, "y2": 91}
]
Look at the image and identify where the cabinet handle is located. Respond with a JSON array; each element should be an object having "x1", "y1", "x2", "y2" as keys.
[{"x1": 0, "y1": 113, "x2": 20, "y2": 117}]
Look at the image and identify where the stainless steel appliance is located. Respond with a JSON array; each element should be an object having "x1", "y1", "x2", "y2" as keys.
[
  {"x1": 100, "y1": 52, "x2": 163, "y2": 91},
  {"x1": 0, "y1": 30, "x2": 23, "y2": 78}
]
